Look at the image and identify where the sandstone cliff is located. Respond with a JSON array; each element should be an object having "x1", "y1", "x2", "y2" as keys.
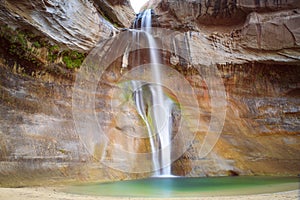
[
  {"x1": 0, "y1": 0, "x2": 136, "y2": 186},
  {"x1": 143, "y1": 0, "x2": 300, "y2": 177},
  {"x1": 0, "y1": 0, "x2": 299, "y2": 187},
  {"x1": 0, "y1": 0, "x2": 134, "y2": 51},
  {"x1": 146, "y1": 0, "x2": 300, "y2": 27}
]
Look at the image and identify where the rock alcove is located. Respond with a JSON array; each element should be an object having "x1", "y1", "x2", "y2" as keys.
[{"x1": 0, "y1": 0, "x2": 299, "y2": 187}]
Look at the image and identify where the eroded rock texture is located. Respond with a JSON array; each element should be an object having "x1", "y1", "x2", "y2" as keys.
[
  {"x1": 143, "y1": 0, "x2": 300, "y2": 176},
  {"x1": 146, "y1": 0, "x2": 300, "y2": 27},
  {"x1": 0, "y1": 0, "x2": 299, "y2": 186},
  {"x1": 0, "y1": 0, "x2": 135, "y2": 51}
]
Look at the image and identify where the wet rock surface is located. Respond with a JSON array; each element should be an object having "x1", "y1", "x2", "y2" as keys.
[
  {"x1": 183, "y1": 63, "x2": 300, "y2": 177},
  {"x1": 0, "y1": 0, "x2": 299, "y2": 186}
]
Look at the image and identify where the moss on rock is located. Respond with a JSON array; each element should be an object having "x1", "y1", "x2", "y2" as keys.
[{"x1": 0, "y1": 25, "x2": 86, "y2": 75}]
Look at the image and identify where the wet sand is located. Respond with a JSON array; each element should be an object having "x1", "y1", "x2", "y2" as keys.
[{"x1": 0, "y1": 187, "x2": 299, "y2": 200}]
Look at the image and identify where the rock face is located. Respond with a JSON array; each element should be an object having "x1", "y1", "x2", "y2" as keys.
[
  {"x1": 0, "y1": 0, "x2": 135, "y2": 51},
  {"x1": 241, "y1": 11, "x2": 300, "y2": 50},
  {"x1": 142, "y1": 0, "x2": 300, "y2": 176},
  {"x1": 146, "y1": 0, "x2": 300, "y2": 28},
  {"x1": 0, "y1": 0, "x2": 137, "y2": 186},
  {"x1": 0, "y1": 0, "x2": 300, "y2": 187},
  {"x1": 177, "y1": 62, "x2": 300, "y2": 177},
  {"x1": 94, "y1": 0, "x2": 135, "y2": 27}
]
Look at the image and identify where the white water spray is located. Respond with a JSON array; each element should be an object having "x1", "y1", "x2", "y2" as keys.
[{"x1": 132, "y1": 9, "x2": 173, "y2": 176}]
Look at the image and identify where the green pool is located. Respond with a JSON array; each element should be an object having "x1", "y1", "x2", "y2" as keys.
[{"x1": 65, "y1": 176, "x2": 300, "y2": 197}]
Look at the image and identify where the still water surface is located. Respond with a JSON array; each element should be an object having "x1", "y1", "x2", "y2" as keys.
[{"x1": 66, "y1": 176, "x2": 299, "y2": 197}]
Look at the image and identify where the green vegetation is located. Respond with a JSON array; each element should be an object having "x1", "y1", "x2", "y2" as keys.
[
  {"x1": 62, "y1": 50, "x2": 86, "y2": 69},
  {"x1": 47, "y1": 45, "x2": 86, "y2": 69},
  {"x1": 47, "y1": 45, "x2": 60, "y2": 62},
  {"x1": 16, "y1": 32, "x2": 26, "y2": 47},
  {"x1": 32, "y1": 41, "x2": 41, "y2": 48},
  {"x1": 58, "y1": 149, "x2": 69, "y2": 154},
  {"x1": 0, "y1": 24, "x2": 86, "y2": 71}
]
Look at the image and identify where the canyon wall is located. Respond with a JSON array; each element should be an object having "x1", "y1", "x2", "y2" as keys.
[
  {"x1": 0, "y1": 0, "x2": 134, "y2": 51},
  {"x1": 146, "y1": 0, "x2": 300, "y2": 27},
  {"x1": 0, "y1": 0, "x2": 299, "y2": 186},
  {"x1": 145, "y1": 0, "x2": 300, "y2": 176}
]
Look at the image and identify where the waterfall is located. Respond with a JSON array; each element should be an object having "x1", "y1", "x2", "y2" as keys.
[{"x1": 132, "y1": 9, "x2": 173, "y2": 176}]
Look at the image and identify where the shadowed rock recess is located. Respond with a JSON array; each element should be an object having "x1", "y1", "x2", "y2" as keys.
[{"x1": 0, "y1": 0, "x2": 299, "y2": 186}]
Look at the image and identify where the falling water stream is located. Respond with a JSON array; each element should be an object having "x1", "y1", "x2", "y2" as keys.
[
  {"x1": 69, "y1": 9, "x2": 300, "y2": 198},
  {"x1": 132, "y1": 9, "x2": 173, "y2": 176}
]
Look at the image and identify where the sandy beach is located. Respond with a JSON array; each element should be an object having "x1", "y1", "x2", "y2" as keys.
[{"x1": 0, "y1": 187, "x2": 298, "y2": 200}]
